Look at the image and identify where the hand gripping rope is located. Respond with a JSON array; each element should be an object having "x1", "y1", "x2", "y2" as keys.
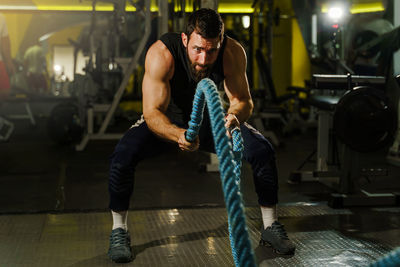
[{"x1": 185, "y1": 78, "x2": 256, "y2": 267}]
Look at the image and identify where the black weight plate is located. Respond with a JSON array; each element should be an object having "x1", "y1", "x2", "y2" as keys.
[{"x1": 333, "y1": 86, "x2": 397, "y2": 152}]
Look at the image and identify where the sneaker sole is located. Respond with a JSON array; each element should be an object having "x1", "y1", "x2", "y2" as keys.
[
  {"x1": 259, "y1": 239, "x2": 295, "y2": 255},
  {"x1": 109, "y1": 255, "x2": 133, "y2": 263},
  {"x1": 108, "y1": 250, "x2": 134, "y2": 263}
]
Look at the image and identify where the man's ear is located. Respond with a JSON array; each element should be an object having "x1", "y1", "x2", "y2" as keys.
[{"x1": 181, "y1": 33, "x2": 188, "y2": 48}]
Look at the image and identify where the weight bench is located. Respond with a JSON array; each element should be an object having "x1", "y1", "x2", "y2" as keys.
[{"x1": 252, "y1": 49, "x2": 314, "y2": 146}]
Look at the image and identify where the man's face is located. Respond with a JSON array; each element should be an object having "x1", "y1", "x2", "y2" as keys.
[{"x1": 182, "y1": 31, "x2": 222, "y2": 82}]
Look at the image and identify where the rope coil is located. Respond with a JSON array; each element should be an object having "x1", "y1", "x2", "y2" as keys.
[{"x1": 185, "y1": 78, "x2": 256, "y2": 267}]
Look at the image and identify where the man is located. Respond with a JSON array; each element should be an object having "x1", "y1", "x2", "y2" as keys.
[
  {"x1": 0, "y1": 13, "x2": 15, "y2": 99},
  {"x1": 108, "y1": 8, "x2": 295, "y2": 263},
  {"x1": 24, "y1": 42, "x2": 48, "y2": 94}
]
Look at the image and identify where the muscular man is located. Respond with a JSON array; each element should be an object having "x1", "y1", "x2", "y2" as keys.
[
  {"x1": 0, "y1": 13, "x2": 15, "y2": 99},
  {"x1": 108, "y1": 8, "x2": 295, "y2": 263}
]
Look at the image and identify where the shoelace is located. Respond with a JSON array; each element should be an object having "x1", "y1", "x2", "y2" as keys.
[
  {"x1": 110, "y1": 230, "x2": 130, "y2": 247},
  {"x1": 270, "y1": 223, "x2": 289, "y2": 239}
]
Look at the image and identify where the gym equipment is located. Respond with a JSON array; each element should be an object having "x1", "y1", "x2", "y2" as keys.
[
  {"x1": 387, "y1": 74, "x2": 400, "y2": 166},
  {"x1": 250, "y1": 0, "x2": 317, "y2": 146},
  {"x1": 351, "y1": 24, "x2": 400, "y2": 75},
  {"x1": 333, "y1": 86, "x2": 397, "y2": 153},
  {"x1": 185, "y1": 78, "x2": 255, "y2": 267},
  {"x1": 290, "y1": 74, "x2": 399, "y2": 208},
  {"x1": 4, "y1": 75, "x2": 37, "y2": 128},
  {"x1": 2, "y1": 95, "x2": 36, "y2": 127},
  {"x1": 47, "y1": 102, "x2": 84, "y2": 144},
  {"x1": 0, "y1": 116, "x2": 14, "y2": 141},
  {"x1": 72, "y1": 0, "x2": 151, "y2": 151},
  {"x1": 252, "y1": 48, "x2": 314, "y2": 147},
  {"x1": 43, "y1": 0, "x2": 152, "y2": 148}
]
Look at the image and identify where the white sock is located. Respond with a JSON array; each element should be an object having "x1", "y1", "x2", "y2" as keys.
[
  {"x1": 260, "y1": 205, "x2": 277, "y2": 229},
  {"x1": 112, "y1": 210, "x2": 128, "y2": 230}
]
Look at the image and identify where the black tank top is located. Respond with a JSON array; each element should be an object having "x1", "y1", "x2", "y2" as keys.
[{"x1": 160, "y1": 32, "x2": 226, "y2": 124}]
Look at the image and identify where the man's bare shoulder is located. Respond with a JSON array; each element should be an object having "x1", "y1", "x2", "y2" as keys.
[
  {"x1": 223, "y1": 37, "x2": 246, "y2": 74},
  {"x1": 146, "y1": 40, "x2": 174, "y2": 79}
]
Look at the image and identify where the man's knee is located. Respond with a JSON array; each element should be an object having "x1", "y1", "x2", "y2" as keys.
[{"x1": 241, "y1": 123, "x2": 275, "y2": 160}]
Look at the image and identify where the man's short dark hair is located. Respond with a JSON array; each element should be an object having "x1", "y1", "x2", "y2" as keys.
[{"x1": 185, "y1": 8, "x2": 224, "y2": 40}]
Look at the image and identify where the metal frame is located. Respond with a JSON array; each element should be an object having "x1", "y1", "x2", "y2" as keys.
[
  {"x1": 0, "y1": 116, "x2": 14, "y2": 141},
  {"x1": 75, "y1": 0, "x2": 151, "y2": 151},
  {"x1": 6, "y1": 101, "x2": 36, "y2": 126}
]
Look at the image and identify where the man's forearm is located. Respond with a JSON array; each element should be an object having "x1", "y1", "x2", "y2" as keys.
[
  {"x1": 144, "y1": 109, "x2": 183, "y2": 143},
  {"x1": 227, "y1": 99, "x2": 254, "y2": 124}
]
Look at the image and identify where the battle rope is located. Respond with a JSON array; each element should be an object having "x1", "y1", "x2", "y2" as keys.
[
  {"x1": 185, "y1": 78, "x2": 256, "y2": 267},
  {"x1": 370, "y1": 247, "x2": 400, "y2": 267}
]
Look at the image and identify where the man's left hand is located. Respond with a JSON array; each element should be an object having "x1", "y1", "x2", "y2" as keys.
[{"x1": 224, "y1": 113, "x2": 240, "y2": 138}]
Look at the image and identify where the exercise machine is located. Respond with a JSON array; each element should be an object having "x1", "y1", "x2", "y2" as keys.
[
  {"x1": 45, "y1": 0, "x2": 151, "y2": 150},
  {"x1": 290, "y1": 74, "x2": 398, "y2": 208},
  {"x1": 387, "y1": 74, "x2": 400, "y2": 166}
]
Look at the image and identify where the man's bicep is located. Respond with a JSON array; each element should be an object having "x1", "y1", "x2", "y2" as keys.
[
  {"x1": 142, "y1": 42, "x2": 173, "y2": 115},
  {"x1": 142, "y1": 73, "x2": 170, "y2": 114},
  {"x1": 224, "y1": 69, "x2": 251, "y2": 104},
  {"x1": 223, "y1": 41, "x2": 251, "y2": 103}
]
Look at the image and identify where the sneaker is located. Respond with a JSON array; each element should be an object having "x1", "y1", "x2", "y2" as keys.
[
  {"x1": 108, "y1": 228, "x2": 134, "y2": 263},
  {"x1": 260, "y1": 221, "x2": 295, "y2": 255}
]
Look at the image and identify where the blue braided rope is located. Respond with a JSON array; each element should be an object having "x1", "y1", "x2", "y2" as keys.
[
  {"x1": 370, "y1": 247, "x2": 400, "y2": 267},
  {"x1": 185, "y1": 78, "x2": 256, "y2": 267},
  {"x1": 229, "y1": 127, "x2": 244, "y2": 265}
]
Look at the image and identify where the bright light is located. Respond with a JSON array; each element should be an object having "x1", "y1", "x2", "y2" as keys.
[
  {"x1": 0, "y1": 5, "x2": 37, "y2": 10},
  {"x1": 322, "y1": 2, "x2": 385, "y2": 14},
  {"x1": 242, "y1": 15, "x2": 250, "y2": 29},
  {"x1": 54, "y1": 64, "x2": 62, "y2": 73},
  {"x1": 328, "y1": 6, "x2": 344, "y2": 21}
]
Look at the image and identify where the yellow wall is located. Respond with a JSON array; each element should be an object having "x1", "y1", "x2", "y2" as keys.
[
  {"x1": 273, "y1": 0, "x2": 310, "y2": 94},
  {"x1": 291, "y1": 18, "x2": 311, "y2": 87},
  {"x1": 3, "y1": 13, "x2": 33, "y2": 58},
  {"x1": 47, "y1": 24, "x2": 84, "y2": 46},
  {"x1": 254, "y1": 0, "x2": 311, "y2": 95},
  {"x1": 3, "y1": 11, "x2": 84, "y2": 72},
  {"x1": 271, "y1": 6, "x2": 292, "y2": 96}
]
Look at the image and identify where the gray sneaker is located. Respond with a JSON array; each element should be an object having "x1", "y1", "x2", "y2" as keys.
[
  {"x1": 260, "y1": 221, "x2": 295, "y2": 255},
  {"x1": 108, "y1": 228, "x2": 133, "y2": 263}
]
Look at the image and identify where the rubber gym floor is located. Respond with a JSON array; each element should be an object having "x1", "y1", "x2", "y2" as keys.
[{"x1": 1, "y1": 110, "x2": 400, "y2": 266}]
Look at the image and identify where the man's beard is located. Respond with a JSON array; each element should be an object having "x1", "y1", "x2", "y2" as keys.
[
  {"x1": 190, "y1": 62, "x2": 211, "y2": 82},
  {"x1": 186, "y1": 48, "x2": 212, "y2": 82}
]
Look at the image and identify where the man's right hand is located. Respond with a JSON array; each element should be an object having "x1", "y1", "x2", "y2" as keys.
[{"x1": 177, "y1": 130, "x2": 200, "y2": 152}]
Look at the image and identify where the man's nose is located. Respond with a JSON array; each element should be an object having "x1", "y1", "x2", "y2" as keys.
[{"x1": 198, "y1": 52, "x2": 209, "y2": 65}]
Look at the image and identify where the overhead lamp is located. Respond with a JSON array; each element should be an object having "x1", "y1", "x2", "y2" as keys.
[
  {"x1": 242, "y1": 15, "x2": 250, "y2": 29},
  {"x1": 328, "y1": 6, "x2": 344, "y2": 21},
  {"x1": 322, "y1": 1, "x2": 384, "y2": 15},
  {"x1": 53, "y1": 64, "x2": 63, "y2": 74}
]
